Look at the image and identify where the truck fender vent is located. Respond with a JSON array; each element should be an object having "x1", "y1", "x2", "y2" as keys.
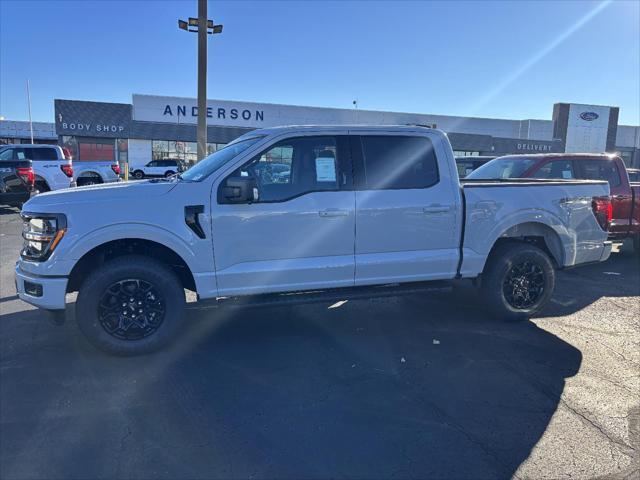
[{"x1": 184, "y1": 205, "x2": 206, "y2": 239}]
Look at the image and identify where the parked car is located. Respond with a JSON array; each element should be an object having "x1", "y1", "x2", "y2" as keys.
[
  {"x1": 455, "y1": 156, "x2": 495, "y2": 178},
  {"x1": 467, "y1": 153, "x2": 640, "y2": 251},
  {"x1": 16, "y1": 126, "x2": 612, "y2": 355},
  {"x1": 131, "y1": 159, "x2": 182, "y2": 179},
  {"x1": 0, "y1": 144, "x2": 74, "y2": 192},
  {"x1": 0, "y1": 156, "x2": 34, "y2": 207},
  {"x1": 61, "y1": 148, "x2": 121, "y2": 186},
  {"x1": 627, "y1": 168, "x2": 640, "y2": 183}
]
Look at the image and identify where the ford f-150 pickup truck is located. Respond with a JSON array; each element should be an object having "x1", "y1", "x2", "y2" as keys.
[
  {"x1": 0, "y1": 158, "x2": 34, "y2": 207},
  {"x1": 15, "y1": 126, "x2": 613, "y2": 355},
  {"x1": 467, "y1": 153, "x2": 640, "y2": 252},
  {"x1": 0, "y1": 144, "x2": 74, "y2": 192}
]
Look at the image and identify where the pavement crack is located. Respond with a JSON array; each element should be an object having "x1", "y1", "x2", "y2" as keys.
[{"x1": 559, "y1": 399, "x2": 636, "y2": 456}]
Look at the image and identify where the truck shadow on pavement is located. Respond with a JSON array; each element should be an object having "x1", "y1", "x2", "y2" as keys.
[{"x1": 1, "y1": 290, "x2": 584, "y2": 479}]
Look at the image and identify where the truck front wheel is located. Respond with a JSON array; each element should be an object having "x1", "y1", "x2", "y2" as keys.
[
  {"x1": 481, "y1": 242, "x2": 555, "y2": 321},
  {"x1": 76, "y1": 255, "x2": 185, "y2": 355}
]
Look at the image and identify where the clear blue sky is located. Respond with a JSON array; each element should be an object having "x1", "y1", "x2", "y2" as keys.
[{"x1": 1, "y1": 0, "x2": 639, "y2": 124}]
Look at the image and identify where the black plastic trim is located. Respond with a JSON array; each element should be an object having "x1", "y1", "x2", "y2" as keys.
[
  {"x1": 461, "y1": 178, "x2": 608, "y2": 188},
  {"x1": 455, "y1": 188, "x2": 467, "y2": 278},
  {"x1": 184, "y1": 205, "x2": 206, "y2": 239}
]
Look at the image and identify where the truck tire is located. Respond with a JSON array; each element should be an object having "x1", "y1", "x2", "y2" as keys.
[
  {"x1": 164, "y1": 170, "x2": 176, "y2": 178},
  {"x1": 34, "y1": 180, "x2": 50, "y2": 193},
  {"x1": 481, "y1": 242, "x2": 555, "y2": 321},
  {"x1": 133, "y1": 170, "x2": 144, "y2": 179},
  {"x1": 75, "y1": 255, "x2": 185, "y2": 355}
]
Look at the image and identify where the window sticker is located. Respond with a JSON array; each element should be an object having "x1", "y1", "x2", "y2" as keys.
[
  {"x1": 315, "y1": 157, "x2": 336, "y2": 182},
  {"x1": 562, "y1": 170, "x2": 572, "y2": 179}
]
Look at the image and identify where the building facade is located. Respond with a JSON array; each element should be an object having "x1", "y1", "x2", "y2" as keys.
[
  {"x1": 0, "y1": 119, "x2": 57, "y2": 145},
  {"x1": 8, "y1": 95, "x2": 640, "y2": 168}
]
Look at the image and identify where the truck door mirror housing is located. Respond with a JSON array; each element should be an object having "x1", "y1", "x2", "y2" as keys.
[{"x1": 219, "y1": 176, "x2": 259, "y2": 204}]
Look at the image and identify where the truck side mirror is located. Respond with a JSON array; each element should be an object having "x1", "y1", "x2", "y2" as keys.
[{"x1": 219, "y1": 176, "x2": 259, "y2": 204}]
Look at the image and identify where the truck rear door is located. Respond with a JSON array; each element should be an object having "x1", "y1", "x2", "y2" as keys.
[{"x1": 350, "y1": 132, "x2": 462, "y2": 285}]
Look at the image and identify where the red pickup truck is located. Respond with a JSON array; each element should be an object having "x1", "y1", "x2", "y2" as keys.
[{"x1": 467, "y1": 153, "x2": 640, "y2": 252}]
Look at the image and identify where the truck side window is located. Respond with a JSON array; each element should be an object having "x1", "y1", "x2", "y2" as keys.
[
  {"x1": 533, "y1": 160, "x2": 575, "y2": 179},
  {"x1": 360, "y1": 136, "x2": 438, "y2": 190},
  {"x1": 0, "y1": 149, "x2": 14, "y2": 161},
  {"x1": 579, "y1": 160, "x2": 621, "y2": 187},
  {"x1": 229, "y1": 136, "x2": 342, "y2": 203},
  {"x1": 30, "y1": 148, "x2": 58, "y2": 161},
  {"x1": 14, "y1": 148, "x2": 28, "y2": 161}
]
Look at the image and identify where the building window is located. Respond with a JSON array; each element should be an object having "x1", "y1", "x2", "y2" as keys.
[
  {"x1": 152, "y1": 140, "x2": 227, "y2": 169},
  {"x1": 453, "y1": 150, "x2": 480, "y2": 157}
]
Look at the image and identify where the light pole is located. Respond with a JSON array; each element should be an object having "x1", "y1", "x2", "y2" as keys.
[{"x1": 179, "y1": 0, "x2": 223, "y2": 161}]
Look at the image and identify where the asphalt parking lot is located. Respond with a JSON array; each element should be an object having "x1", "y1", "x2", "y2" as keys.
[{"x1": 1, "y1": 206, "x2": 639, "y2": 480}]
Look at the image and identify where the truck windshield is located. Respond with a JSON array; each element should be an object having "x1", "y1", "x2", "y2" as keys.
[
  {"x1": 466, "y1": 157, "x2": 537, "y2": 179},
  {"x1": 180, "y1": 136, "x2": 265, "y2": 182}
]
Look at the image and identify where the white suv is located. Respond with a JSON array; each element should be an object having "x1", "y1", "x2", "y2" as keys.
[
  {"x1": 132, "y1": 159, "x2": 181, "y2": 179},
  {"x1": 0, "y1": 144, "x2": 74, "y2": 192}
]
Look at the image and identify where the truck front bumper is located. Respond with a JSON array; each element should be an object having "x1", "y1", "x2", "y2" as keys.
[{"x1": 15, "y1": 265, "x2": 67, "y2": 310}]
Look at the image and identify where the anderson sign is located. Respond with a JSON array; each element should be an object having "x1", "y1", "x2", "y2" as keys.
[
  {"x1": 161, "y1": 104, "x2": 264, "y2": 123},
  {"x1": 132, "y1": 94, "x2": 441, "y2": 129},
  {"x1": 133, "y1": 94, "x2": 362, "y2": 128}
]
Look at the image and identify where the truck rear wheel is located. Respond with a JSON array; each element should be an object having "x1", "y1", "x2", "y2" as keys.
[
  {"x1": 76, "y1": 255, "x2": 185, "y2": 355},
  {"x1": 481, "y1": 242, "x2": 555, "y2": 321}
]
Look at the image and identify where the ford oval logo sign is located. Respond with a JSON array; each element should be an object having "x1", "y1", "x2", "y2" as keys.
[{"x1": 580, "y1": 111, "x2": 599, "y2": 121}]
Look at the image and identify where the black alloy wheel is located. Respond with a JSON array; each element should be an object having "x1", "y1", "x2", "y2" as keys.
[
  {"x1": 502, "y1": 260, "x2": 545, "y2": 309},
  {"x1": 98, "y1": 279, "x2": 166, "y2": 340}
]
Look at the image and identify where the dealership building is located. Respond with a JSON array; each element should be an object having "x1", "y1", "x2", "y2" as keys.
[{"x1": 3, "y1": 94, "x2": 639, "y2": 168}]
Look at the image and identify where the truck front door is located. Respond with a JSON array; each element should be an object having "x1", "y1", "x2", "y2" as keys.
[{"x1": 211, "y1": 134, "x2": 355, "y2": 296}]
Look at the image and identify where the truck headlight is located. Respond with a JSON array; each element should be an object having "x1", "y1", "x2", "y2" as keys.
[{"x1": 21, "y1": 213, "x2": 67, "y2": 261}]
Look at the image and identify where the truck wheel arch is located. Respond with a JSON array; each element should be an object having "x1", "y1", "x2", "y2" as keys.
[
  {"x1": 489, "y1": 222, "x2": 565, "y2": 268},
  {"x1": 34, "y1": 176, "x2": 50, "y2": 192},
  {"x1": 77, "y1": 172, "x2": 104, "y2": 186},
  {"x1": 67, "y1": 238, "x2": 196, "y2": 294}
]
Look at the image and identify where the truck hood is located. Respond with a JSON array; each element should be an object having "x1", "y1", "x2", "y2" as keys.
[{"x1": 23, "y1": 180, "x2": 178, "y2": 210}]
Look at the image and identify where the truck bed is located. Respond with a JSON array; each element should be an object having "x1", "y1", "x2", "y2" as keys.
[{"x1": 458, "y1": 178, "x2": 610, "y2": 278}]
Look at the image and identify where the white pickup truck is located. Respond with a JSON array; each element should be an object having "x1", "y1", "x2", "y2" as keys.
[
  {"x1": 0, "y1": 144, "x2": 74, "y2": 192},
  {"x1": 15, "y1": 126, "x2": 613, "y2": 355}
]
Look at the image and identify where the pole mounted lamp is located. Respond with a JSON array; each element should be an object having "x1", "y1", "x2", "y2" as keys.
[{"x1": 178, "y1": 0, "x2": 223, "y2": 162}]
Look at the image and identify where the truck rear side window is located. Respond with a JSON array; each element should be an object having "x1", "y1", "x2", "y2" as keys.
[
  {"x1": 30, "y1": 148, "x2": 58, "y2": 160},
  {"x1": 578, "y1": 159, "x2": 621, "y2": 187},
  {"x1": 360, "y1": 136, "x2": 438, "y2": 190}
]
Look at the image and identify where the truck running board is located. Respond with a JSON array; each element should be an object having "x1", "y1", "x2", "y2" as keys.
[{"x1": 196, "y1": 281, "x2": 452, "y2": 310}]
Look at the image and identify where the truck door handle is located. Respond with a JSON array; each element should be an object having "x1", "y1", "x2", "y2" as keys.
[
  {"x1": 319, "y1": 209, "x2": 349, "y2": 217},
  {"x1": 423, "y1": 205, "x2": 451, "y2": 214}
]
